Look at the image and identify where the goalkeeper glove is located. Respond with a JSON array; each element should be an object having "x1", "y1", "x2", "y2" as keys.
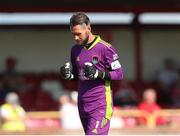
[
  {"x1": 60, "y1": 62, "x2": 74, "y2": 80},
  {"x1": 84, "y1": 62, "x2": 105, "y2": 80}
]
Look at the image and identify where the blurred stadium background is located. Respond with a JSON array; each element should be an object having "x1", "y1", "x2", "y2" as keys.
[{"x1": 0, "y1": 0, "x2": 180, "y2": 135}]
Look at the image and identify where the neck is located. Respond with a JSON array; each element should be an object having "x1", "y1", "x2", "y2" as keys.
[{"x1": 87, "y1": 33, "x2": 95, "y2": 44}]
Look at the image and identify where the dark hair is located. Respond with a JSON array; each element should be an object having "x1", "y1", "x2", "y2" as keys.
[{"x1": 70, "y1": 12, "x2": 90, "y2": 26}]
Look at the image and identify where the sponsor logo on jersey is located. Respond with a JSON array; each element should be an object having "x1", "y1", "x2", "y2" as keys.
[{"x1": 113, "y1": 54, "x2": 119, "y2": 61}]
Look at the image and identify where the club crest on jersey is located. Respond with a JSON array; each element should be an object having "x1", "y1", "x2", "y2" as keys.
[{"x1": 92, "y1": 56, "x2": 99, "y2": 65}]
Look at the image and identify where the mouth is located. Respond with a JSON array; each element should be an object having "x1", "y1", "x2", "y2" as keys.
[{"x1": 76, "y1": 40, "x2": 82, "y2": 45}]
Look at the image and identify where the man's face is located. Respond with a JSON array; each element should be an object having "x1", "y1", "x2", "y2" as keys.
[
  {"x1": 70, "y1": 24, "x2": 90, "y2": 45},
  {"x1": 144, "y1": 90, "x2": 156, "y2": 104}
]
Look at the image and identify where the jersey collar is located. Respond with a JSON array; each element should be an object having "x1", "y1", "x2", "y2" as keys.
[{"x1": 84, "y1": 35, "x2": 101, "y2": 50}]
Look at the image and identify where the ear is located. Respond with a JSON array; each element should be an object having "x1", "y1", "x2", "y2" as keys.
[{"x1": 87, "y1": 25, "x2": 91, "y2": 32}]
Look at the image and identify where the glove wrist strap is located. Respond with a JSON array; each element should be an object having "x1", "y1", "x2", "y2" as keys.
[
  {"x1": 98, "y1": 70, "x2": 111, "y2": 80},
  {"x1": 94, "y1": 70, "x2": 99, "y2": 78},
  {"x1": 66, "y1": 73, "x2": 74, "y2": 80}
]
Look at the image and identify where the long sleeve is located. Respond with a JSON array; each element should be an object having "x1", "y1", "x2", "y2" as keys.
[
  {"x1": 104, "y1": 45, "x2": 123, "y2": 80},
  {"x1": 71, "y1": 47, "x2": 79, "y2": 80}
]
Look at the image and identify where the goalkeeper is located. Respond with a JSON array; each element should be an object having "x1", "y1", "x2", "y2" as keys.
[{"x1": 60, "y1": 12, "x2": 123, "y2": 135}]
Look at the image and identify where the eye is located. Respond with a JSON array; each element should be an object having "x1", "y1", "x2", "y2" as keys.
[
  {"x1": 72, "y1": 32, "x2": 81, "y2": 37},
  {"x1": 75, "y1": 33, "x2": 81, "y2": 36}
]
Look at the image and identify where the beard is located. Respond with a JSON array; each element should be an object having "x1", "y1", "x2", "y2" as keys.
[
  {"x1": 82, "y1": 35, "x2": 89, "y2": 46},
  {"x1": 75, "y1": 32, "x2": 89, "y2": 46}
]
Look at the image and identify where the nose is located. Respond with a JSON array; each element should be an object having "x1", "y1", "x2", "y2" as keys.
[{"x1": 74, "y1": 35, "x2": 79, "y2": 41}]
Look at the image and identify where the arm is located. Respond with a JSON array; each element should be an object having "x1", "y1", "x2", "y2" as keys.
[
  {"x1": 70, "y1": 48, "x2": 79, "y2": 80},
  {"x1": 84, "y1": 45, "x2": 123, "y2": 81},
  {"x1": 104, "y1": 45, "x2": 123, "y2": 80}
]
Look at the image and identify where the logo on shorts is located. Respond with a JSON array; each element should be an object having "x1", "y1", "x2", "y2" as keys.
[
  {"x1": 76, "y1": 56, "x2": 80, "y2": 62},
  {"x1": 92, "y1": 56, "x2": 99, "y2": 65}
]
